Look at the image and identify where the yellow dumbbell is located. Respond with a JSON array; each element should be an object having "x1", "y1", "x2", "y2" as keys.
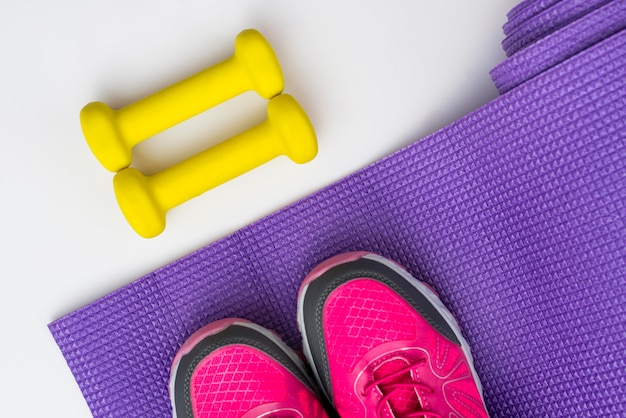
[
  {"x1": 80, "y1": 29, "x2": 284, "y2": 172},
  {"x1": 113, "y1": 94, "x2": 317, "y2": 238}
]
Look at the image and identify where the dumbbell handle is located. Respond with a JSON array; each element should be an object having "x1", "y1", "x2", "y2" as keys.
[
  {"x1": 151, "y1": 121, "x2": 278, "y2": 209},
  {"x1": 118, "y1": 59, "x2": 249, "y2": 147}
]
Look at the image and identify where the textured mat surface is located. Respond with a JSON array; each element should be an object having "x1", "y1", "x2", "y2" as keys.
[
  {"x1": 502, "y1": 0, "x2": 612, "y2": 56},
  {"x1": 50, "y1": 15, "x2": 626, "y2": 418},
  {"x1": 491, "y1": 0, "x2": 626, "y2": 93},
  {"x1": 504, "y1": 0, "x2": 563, "y2": 31}
]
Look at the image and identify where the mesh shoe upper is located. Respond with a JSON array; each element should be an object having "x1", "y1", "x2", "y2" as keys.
[
  {"x1": 298, "y1": 252, "x2": 489, "y2": 418},
  {"x1": 170, "y1": 319, "x2": 329, "y2": 418}
]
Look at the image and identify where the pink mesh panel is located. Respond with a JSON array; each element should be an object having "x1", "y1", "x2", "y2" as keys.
[
  {"x1": 190, "y1": 345, "x2": 287, "y2": 417},
  {"x1": 323, "y1": 279, "x2": 418, "y2": 372}
]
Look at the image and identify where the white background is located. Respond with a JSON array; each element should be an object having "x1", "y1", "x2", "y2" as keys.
[{"x1": 0, "y1": 1, "x2": 517, "y2": 416}]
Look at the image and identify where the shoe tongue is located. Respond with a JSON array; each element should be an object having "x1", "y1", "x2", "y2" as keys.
[{"x1": 373, "y1": 358, "x2": 422, "y2": 415}]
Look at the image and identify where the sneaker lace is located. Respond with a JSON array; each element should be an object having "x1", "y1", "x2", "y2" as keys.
[
  {"x1": 362, "y1": 358, "x2": 441, "y2": 418},
  {"x1": 265, "y1": 412, "x2": 302, "y2": 418}
]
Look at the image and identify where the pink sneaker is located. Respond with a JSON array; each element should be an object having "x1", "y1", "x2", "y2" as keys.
[
  {"x1": 297, "y1": 252, "x2": 489, "y2": 418},
  {"x1": 169, "y1": 318, "x2": 330, "y2": 418}
]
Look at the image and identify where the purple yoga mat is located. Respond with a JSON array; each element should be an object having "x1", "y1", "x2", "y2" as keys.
[
  {"x1": 491, "y1": 0, "x2": 626, "y2": 94},
  {"x1": 50, "y1": 21, "x2": 626, "y2": 418},
  {"x1": 502, "y1": 0, "x2": 612, "y2": 57},
  {"x1": 504, "y1": 0, "x2": 563, "y2": 32}
]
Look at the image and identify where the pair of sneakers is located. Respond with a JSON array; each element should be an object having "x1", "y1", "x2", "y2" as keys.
[{"x1": 169, "y1": 252, "x2": 490, "y2": 417}]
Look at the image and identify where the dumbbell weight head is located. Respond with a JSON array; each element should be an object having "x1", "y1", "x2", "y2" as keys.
[
  {"x1": 80, "y1": 102, "x2": 129, "y2": 173},
  {"x1": 266, "y1": 94, "x2": 317, "y2": 164},
  {"x1": 113, "y1": 167, "x2": 165, "y2": 239},
  {"x1": 234, "y1": 29, "x2": 284, "y2": 100}
]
